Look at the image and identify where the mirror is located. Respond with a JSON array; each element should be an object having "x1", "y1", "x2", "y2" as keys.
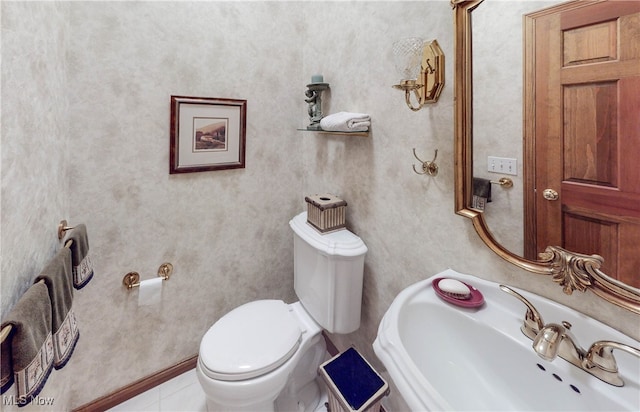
[
  {"x1": 452, "y1": 0, "x2": 640, "y2": 313},
  {"x1": 471, "y1": 0, "x2": 560, "y2": 255}
]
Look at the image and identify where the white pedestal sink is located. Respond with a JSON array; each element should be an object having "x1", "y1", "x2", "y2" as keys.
[{"x1": 373, "y1": 269, "x2": 640, "y2": 411}]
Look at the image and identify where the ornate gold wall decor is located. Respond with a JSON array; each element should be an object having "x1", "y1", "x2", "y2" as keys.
[{"x1": 539, "y1": 246, "x2": 602, "y2": 294}]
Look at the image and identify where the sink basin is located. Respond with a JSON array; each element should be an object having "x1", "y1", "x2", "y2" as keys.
[{"x1": 373, "y1": 269, "x2": 640, "y2": 411}]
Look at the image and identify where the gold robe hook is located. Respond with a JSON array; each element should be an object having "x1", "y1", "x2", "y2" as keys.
[{"x1": 412, "y1": 148, "x2": 439, "y2": 176}]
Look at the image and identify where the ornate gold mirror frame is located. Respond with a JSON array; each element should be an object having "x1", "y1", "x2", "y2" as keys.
[{"x1": 452, "y1": 0, "x2": 640, "y2": 314}]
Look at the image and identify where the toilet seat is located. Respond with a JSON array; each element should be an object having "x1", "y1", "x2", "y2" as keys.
[{"x1": 199, "y1": 300, "x2": 302, "y2": 381}]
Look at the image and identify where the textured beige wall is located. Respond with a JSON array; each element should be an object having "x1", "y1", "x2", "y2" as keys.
[
  {"x1": 1, "y1": 1, "x2": 638, "y2": 411},
  {"x1": 2, "y1": 1, "x2": 304, "y2": 409},
  {"x1": 1, "y1": 1, "x2": 70, "y2": 314}
]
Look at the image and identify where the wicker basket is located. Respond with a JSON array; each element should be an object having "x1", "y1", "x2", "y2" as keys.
[{"x1": 305, "y1": 194, "x2": 347, "y2": 233}]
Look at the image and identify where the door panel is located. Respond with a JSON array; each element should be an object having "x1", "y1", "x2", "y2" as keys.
[
  {"x1": 563, "y1": 81, "x2": 617, "y2": 186},
  {"x1": 563, "y1": 20, "x2": 617, "y2": 66}
]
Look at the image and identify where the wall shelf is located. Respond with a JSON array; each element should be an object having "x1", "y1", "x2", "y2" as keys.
[{"x1": 297, "y1": 128, "x2": 369, "y2": 137}]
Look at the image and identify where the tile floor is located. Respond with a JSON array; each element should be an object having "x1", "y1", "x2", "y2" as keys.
[
  {"x1": 107, "y1": 368, "x2": 330, "y2": 412},
  {"x1": 107, "y1": 369, "x2": 206, "y2": 412}
]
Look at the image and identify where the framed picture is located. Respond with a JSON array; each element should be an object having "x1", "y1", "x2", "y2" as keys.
[{"x1": 170, "y1": 96, "x2": 246, "y2": 174}]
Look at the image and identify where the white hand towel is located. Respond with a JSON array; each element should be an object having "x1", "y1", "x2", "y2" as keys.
[{"x1": 320, "y1": 112, "x2": 371, "y2": 132}]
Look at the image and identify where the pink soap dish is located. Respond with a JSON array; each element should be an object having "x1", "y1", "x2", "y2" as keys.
[{"x1": 432, "y1": 277, "x2": 485, "y2": 308}]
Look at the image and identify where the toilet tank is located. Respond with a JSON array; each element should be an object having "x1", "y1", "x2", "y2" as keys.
[{"x1": 289, "y1": 212, "x2": 368, "y2": 334}]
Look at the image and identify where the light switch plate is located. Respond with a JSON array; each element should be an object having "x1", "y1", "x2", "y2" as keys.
[{"x1": 488, "y1": 156, "x2": 517, "y2": 175}]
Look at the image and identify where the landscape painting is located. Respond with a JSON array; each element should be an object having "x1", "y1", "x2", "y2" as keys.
[{"x1": 194, "y1": 118, "x2": 227, "y2": 151}]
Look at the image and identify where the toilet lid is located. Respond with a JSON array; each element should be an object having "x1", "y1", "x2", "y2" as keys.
[{"x1": 199, "y1": 300, "x2": 302, "y2": 381}]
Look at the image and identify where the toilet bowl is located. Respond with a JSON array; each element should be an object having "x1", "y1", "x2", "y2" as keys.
[
  {"x1": 196, "y1": 212, "x2": 368, "y2": 411},
  {"x1": 196, "y1": 300, "x2": 326, "y2": 412}
]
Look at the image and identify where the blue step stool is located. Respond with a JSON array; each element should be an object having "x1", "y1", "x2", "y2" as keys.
[{"x1": 319, "y1": 347, "x2": 389, "y2": 412}]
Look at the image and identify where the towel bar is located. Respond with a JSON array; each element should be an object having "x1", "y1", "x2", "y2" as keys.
[
  {"x1": 0, "y1": 280, "x2": 46, "y2": 343},
  {"x1": 1, "y1": 239, "x2": 75, "y2": 344},
  {"x1": 490, "y1": 177, "x2": 514, "y2": 188},
  {"x1": 122, "y1": 262, "x2": 173, "y2": 289}
]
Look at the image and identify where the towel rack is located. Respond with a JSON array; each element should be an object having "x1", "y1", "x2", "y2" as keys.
[
  {"x1": 0, "y1": 279, "x2": 47, "y2": 344},
  {"x1": 1, "y1": 238, "x2": 75, "y2": 344},
  {"x1": 490, "y1": 177, "x2": 514, "y2": 188}
]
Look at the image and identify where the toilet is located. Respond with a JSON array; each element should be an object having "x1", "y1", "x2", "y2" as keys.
[{"x1": 196, "y1": 211, "x2": 368, "y2": 412}]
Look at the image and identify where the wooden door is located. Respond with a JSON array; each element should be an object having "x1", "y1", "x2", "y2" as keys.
[{"x1": 526, "y1": 0, "x2": 640, "y2": 287}]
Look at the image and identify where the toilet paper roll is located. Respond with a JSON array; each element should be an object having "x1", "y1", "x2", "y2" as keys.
[{"x1": 138, "y1": 277, "x2": 163, "y2": 306}]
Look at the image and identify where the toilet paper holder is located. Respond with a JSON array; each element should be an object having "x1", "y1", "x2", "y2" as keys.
[{"x1": 123, "y1": 262, "x2": 173, "y2": 289}]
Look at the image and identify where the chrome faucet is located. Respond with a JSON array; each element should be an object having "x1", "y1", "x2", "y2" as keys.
[{"x1": 500, "y1": 285, "x2": 640, "y2": 387}]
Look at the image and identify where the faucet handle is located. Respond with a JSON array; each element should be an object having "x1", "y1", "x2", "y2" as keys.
[
  {"x1": 532, "y1": 323, "x2": 566, "y2": 361},
  {"x1": 584, "y1": 340, "x2": 640, "y2": 387},
  {"x1": 500, "y1": 285, "x2": 545, "y2": 339}
]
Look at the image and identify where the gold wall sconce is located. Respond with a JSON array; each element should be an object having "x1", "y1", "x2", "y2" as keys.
[{"x1": 392, "y1": 38, "x2": 445, "y2": 111}]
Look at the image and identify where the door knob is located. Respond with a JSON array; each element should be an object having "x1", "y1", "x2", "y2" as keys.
[{"x1": 543, "y1": 188, "x2": 559, "y2": 201}]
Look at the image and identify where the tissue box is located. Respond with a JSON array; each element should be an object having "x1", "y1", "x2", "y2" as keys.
[
  {"x1": 319, "y1": 348, "x2": 389, "y2": 412},
  {"x1": 304, "y1": 194, "x2": 347, "y2": 233}
]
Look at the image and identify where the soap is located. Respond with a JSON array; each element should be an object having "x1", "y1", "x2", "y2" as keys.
[{"x1": 438, "y1": 278, "x2": 471, "y2": 300}]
